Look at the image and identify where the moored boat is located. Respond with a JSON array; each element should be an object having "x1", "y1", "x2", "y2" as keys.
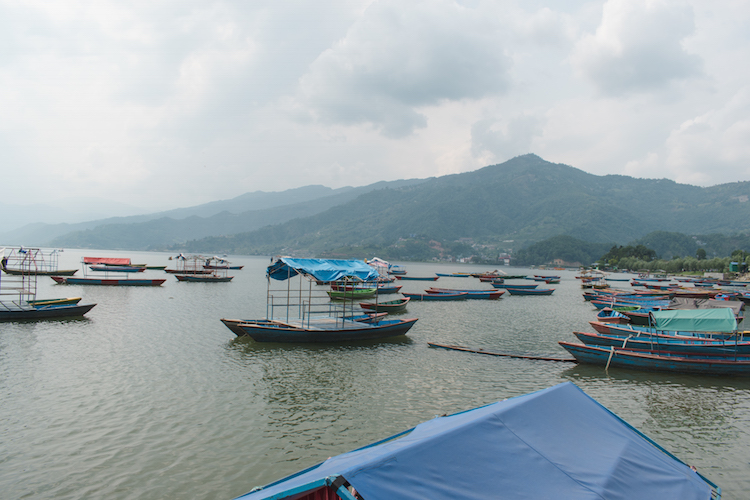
[
  {"x1": 507, "y1": 288, "x2": 554, "y2": 296},
  {"x1": 51, "y1": 276, "x2": 166, "y2": 286},
  {"x1": 560, "y1": 341, "x2": 750, "y2": 376},
  {"x1": 426, "y1": 288, "x2": 505, "y2": 300},
  {"x1": 358, "y1": 297, "x2": 410, "y2": 313},
  {"x1": 402, "y1": 291, "x2": 467, "y2": 301},
  {"x1": 222, "y1": 258, "x2": 417, "y2": 342},
  {"x1": 395, "y1": 275, "x2": 439, "y2": 281}
]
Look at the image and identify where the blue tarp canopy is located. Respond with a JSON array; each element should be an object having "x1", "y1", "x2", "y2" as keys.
[
  {"x1": 267, "y1": 258, "x2": 380, "y2": 283},
  {"x1": 650, "y1": 308, "x2": 738, "y2": 333},
  {"x1": 236, "y1": 382, "x2": 715, "y2": 500}
]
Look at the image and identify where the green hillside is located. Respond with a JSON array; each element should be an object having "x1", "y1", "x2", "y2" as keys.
[{"x1": 176, "y1": 155, "x2": 750, "y2": 259}]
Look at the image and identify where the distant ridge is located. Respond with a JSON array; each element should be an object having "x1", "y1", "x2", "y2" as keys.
[
  {"x1": 175, "y1": 154, "x2": 750, "y2": 257},
  {"x1": 4, "y1": 154, "x2": 750, "y2": 261}
]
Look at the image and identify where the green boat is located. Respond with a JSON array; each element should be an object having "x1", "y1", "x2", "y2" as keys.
[
  {"x1": 359, "y1": 297, "x2": 410, "y2": 313},
  {"x1": 327, "y1": 288, "x2": 377, "y2": 300}
]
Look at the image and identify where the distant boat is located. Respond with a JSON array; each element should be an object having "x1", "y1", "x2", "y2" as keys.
[
  {"x1": 175, "y1": 274, "x2": 233, "y2": 282},
  {"x1": 402, "y1": 292, "x2": 468, "y2": 301},
  {"x1": 435, "y1": 272, "x2": 471, "y2": 277},
  {"x1": 395, "y1": 275, "x2": 439, "y2": 281},
  {"x1": 1, "y1": 248, "x2": 77, "y2": 276},
  {"x1": 492, "y1": 283, "x2": 538, "y2": 289},
  {"x1": 426, "y1": 288, "x2": 505, "y2": 300},
  {"x1": 507, "y1": 288, "x2": 555, "y2": 296},
  {"x1": 51, "y1": 276, "x2": 166, "y2": 286}
]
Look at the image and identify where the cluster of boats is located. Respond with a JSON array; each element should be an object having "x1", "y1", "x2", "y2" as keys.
[
  {"x1": 560, "y1": 276, "x2": 750, "y2": 376},
  {"x1": 0, "y1": 248, "x2": 244, "y2": 321}
]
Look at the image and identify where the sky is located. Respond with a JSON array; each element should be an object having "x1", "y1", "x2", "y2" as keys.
[{"x1": 1, "y1": 0, "x2": 749, "y2": 214}]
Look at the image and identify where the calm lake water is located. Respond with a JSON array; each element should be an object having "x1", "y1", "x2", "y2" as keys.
[{"x1": 2, "y1": 250, "x2": 749, "y2": 498}]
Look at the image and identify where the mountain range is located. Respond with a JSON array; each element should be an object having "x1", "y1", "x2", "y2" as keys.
[{"x1": 3, "y1": 154, "x2": 750, "y2": 262}]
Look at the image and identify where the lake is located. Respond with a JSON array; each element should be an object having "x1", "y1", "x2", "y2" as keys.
[{"x1": 1, "y1": 250, "x2": 749, "y2": 498}]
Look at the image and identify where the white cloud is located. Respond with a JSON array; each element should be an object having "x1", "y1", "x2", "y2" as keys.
[
  {"x1": 625, "y1": 87, "x2": 750, "y2": 184},
  {"x1": 571, "y1": 0, "x2": 702, "y2": 96},
  {"x1": 296, "y1": 0, "x2": 513, "y2": 137}
]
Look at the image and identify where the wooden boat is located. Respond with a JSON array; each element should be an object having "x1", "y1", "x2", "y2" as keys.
[
  {"x1": 359, "y1": 297, "x2": 410, "y2": 313},
  {"x1": 225, "y1": 258, "x2": 417, "y2": 342},
  {"x1": 88, "y1": 265, "x2": 145, "y2": 273},
  {"x1": 0, "y1": 301, "x2": 96, "y2": 321},
  {"x1": 395, "y1": 275, "x2": 439, "y2": 281},
  {"x1": 203, "y1": 256, "x2": 244, "y2": 270},
  {"x1": 596, "y1": 308, "x2": 630, "y2": 324},
  {"x1": 164, "y1": 268, "x2": 213, "y2": 274},
  {"x1": 1, "y1": 267, "x2": 78, "y2": 276},
  {"x1": 175, "y1": 274, "x2": 233, "y2": 282},
  {"x1": 235, "y1": 382, "x2": 717, "y2": 500},
  {"x1": 402, "y1": 292, "x2": 467, "y2": 301},
  {"x1": 426, "y1": 288, "x2": 505, "y2": 300},
  {"x1": 51, "y1": 276, "x2": 166, "y2": 286},
  {"x1": 491, "y1": 283, "x2": 538, "y2": 289},
  {"x1": 560, "y1": 341, "x2": 750, "y2": 376},
  {"x1": 232, "y1": 317, "x2": 417, "y2": 342},
  {"x1": 164, "y1": 254, "x2": 214, "y2": 274},
  {"x1": 376, "y1": 284, "x2": 402, "y2": 294},
  {"x1": 220, "y1": 313, "x2": 388, "y2": 335},
  {"x1": 27, "y1": 297, "x2": 82, "y2": 307},
  {"x1": 327, "y1": 288, "x2": 377, "y2": 300},
  {"x1": 507, "y1": 288, "x2": 554, "y2": 296},
  {"x1": 1, "y1": 248, "x2": 78, "y2": 275},
  {"x1": 573, "y1": 331, "x2": 750, "y2": 355},
  {"x1": 436, "y1": 272, "x2": 471, "y2": 277}
]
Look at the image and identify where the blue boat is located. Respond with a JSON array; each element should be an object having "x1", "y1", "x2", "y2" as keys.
[
  {"x1": 234, "y1": 382, "x2": 717, "y2": 499},
  {"x1": 0, "y1": 302, "x2": 96, "y2": 321},
  {"x1": 560, "y1": 341, "x2": 750, "y2": 376},
  {"x1": 52, "y1": 276, "x2": 166, "y2": 286},
  {"x1": 221, "y1": 258, "x2": 417, "y2": 342},
  {"x1": 376, "y1": 284, "x2": 402, "y2": 294},
  {"x1": 491, "y1": 283, "x2": 538, "y2": 289},
  {"x1": 395, "y1": 275, "x2": 439, "y2": 281},
  {"x1": 507, "y1": 287, "x2": 554, "y2": 296},
  {"x1": 573, "y1": 331, "x2": 750, "y2": 356}
]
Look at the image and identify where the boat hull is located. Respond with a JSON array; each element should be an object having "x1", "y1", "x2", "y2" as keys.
[
  {"x1": 0, "y1": 303, "x2": 96, "y2": 321},
  {"x1": 507, "y1": 288, "x2": 554, "y2": 296},
  {"x1": 560, "y1": 341, "x2": 750, "y2": 376},
  {"x1": 573, "y1": 331, "x2": 750, "y2": 355},
  {"x1": 51, "y1": 276, "x2": 166, "y2": 286},
  {"x1": 175, "y1": 275, "x2": 233, "y2": 282},
  {"x1": 395, "y1": 276, "x2": 439, "y2": 281},
  {"x1": 359, "y1": 298, "x2": 410, "y2": 313},
  {"x1": 402, "y1": 292, "x2": 467, "y2": 301},
  {"x1": 230, "y1": 317, "x2": 418, "y2": 342},
  {"x1": 3, "y1": 268, "x2": 78, "y2": 276}
]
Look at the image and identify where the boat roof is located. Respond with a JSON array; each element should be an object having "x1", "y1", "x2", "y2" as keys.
[
  {"x1": 235, "y1": 382, "x2": 715, "y2": 500},
  {"x1": 267, "y1": 258, "x2": 380, "y2": 282},
  {"x1": 82, "y1": 257, "x2": 131, "y2": 265},
  {"x1": 668, "y1": 297, "x2": 744, "y2": 316},
  {"x1": 651, "y1": 307, "x2": 738, "y2": 332}
]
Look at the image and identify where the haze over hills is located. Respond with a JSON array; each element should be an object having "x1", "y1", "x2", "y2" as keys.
[
  {"x1": 0, "y1": 179, "x2": 427, "y2": 248},
  {"x1": 4, "y1": 154, "x2": 750, "y2": 263},
  {"x1": 177, "y1": 154, "x2": 750, "y2": 259}
]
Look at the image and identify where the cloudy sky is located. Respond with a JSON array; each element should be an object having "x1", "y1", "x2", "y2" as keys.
[{"x1": 2, "y1": 0, "x2": 749, "y2": 214}]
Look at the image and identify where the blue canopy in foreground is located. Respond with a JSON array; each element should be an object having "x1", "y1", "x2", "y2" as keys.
[
  {"x1": 266, "y1": 258, "x2": 380, "y2": 283},
  {"x1": 650, "y1": 308, "x2": 738, "y2": 333},
  {"x1": 235, "y1": 382, "x2": 717, "y2": 500}
]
